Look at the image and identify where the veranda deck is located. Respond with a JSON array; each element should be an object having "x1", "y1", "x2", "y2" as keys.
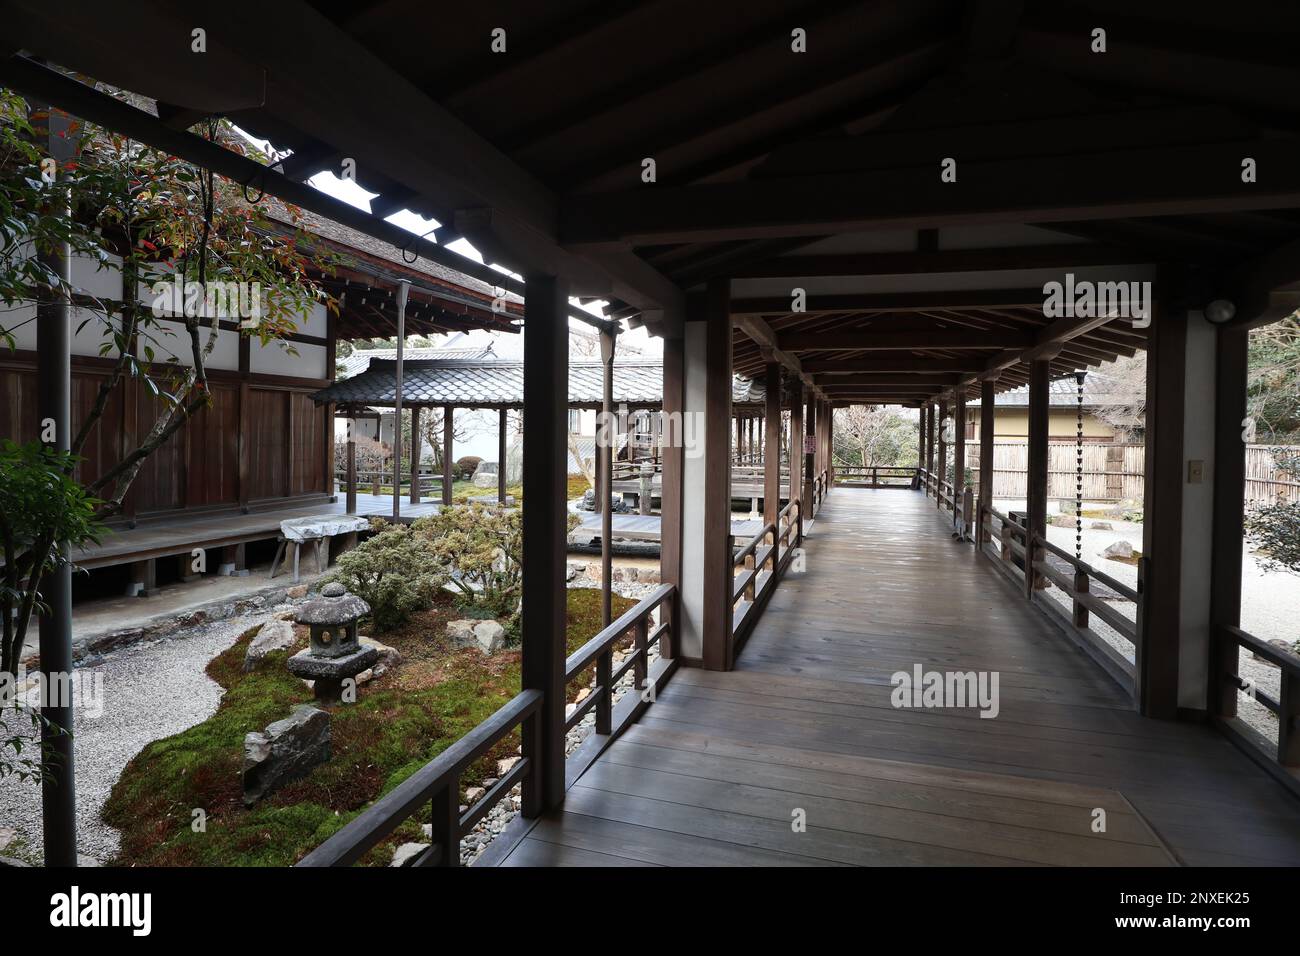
[{"x1": 498, "y1": 487, "x2": 1300, "y2": 867}]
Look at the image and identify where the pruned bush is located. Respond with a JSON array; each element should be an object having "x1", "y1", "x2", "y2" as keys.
[
  {"x1": 455, "y1": 455, "x2": 482, "y2": 480},
  {"x1": 411, "y1": 504, "x2": 578, "y2": 618},
  {"x1": 323, "y1": 520, "x2": 445, "y2": 631},
  {"x1": 413, "y1": 504, "x2": 520, "y2": 618}
]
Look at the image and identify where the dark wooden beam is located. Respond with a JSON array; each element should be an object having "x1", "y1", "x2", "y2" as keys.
[
  {"x1": 733, "y1": 288, "x2": 1045, "y2": 316},
  {"x1": 801, "y1": 357, "x2": 986, "y2": 374},
  {"x1": 563, "y1": 136, "x2": 1300, "y2": 245},
  {"x1": 781, "y1": 329, "x2": 1034, "y2": 351},
  {"x1": 731, "y1": 244, "x2": 1148, "y2": 278}
]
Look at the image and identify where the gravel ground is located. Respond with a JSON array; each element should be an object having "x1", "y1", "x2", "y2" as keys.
[
  {"x1": 996, "y1": 499, "x2": 1300, "y2": 745},
  {"x1": 0, "y1": 608, "x2": 280, "y2": 864}
]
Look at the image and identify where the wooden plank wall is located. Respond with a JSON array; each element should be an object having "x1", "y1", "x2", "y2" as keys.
[{"x1": 0, "y1": 358, "x2": 330, "y2": 519}]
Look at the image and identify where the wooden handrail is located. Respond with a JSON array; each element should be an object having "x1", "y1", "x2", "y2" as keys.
[
  {"x1": 566, "y1": 583, "x2": 673, "y2": 680},
  {"x1": 1218, "y1": 624, "x2": 1300, "y2": 768},
  {"x1": 976, "y1": 503, "x2": 1141, "y2": 694},
  {"x1": 300, "y1": 582, "x2": 678, "y2": 867},
  {"x1": 297, "y1": 688, "x2": 542, "y2": 867}
]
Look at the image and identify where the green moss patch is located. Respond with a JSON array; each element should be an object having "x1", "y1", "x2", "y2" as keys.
[{"x1": 103, "y1": 587, "x2": 634, "y2": 866}]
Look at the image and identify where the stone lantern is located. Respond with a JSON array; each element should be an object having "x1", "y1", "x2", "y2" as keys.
[{"x1": 287, "y1": 582, "x2": 378, "y2": 701}]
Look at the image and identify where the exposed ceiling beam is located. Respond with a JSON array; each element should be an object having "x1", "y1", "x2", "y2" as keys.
[
  {"x1": 801, "y1": 357, "x2": 987, "y2": 373},
  {"x1": 780, "y1": 329, "x2": 1035, "y2": 351},
  {"x1": 730, "y1": 244, "x2": 1149, "y2": 278},
  {"x1": 734, "y1": 315, "x2": 824, "y2": 400},
  {"x1": 563, "y1": 136, "x2": 1300, "y2": 246},
  {"x1": 732, "y1": 289, "x2": 1045, "y2": 316}
]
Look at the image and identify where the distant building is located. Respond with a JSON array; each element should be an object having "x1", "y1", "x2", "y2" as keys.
[{"x1": 965, "y1": 372, "x2": 1141, "y2": 442}]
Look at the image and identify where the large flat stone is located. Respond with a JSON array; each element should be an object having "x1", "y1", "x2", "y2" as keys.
[{"x1": 243, "y1": 704, "x2": 330, "y2": 806}]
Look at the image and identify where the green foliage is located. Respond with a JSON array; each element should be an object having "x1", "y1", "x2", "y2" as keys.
[
  {"x1": 1248, "y1": 318, "x2": 1300, "y2": 444},
  {"x1": 413, "y1": 504, "x2": 522, "y2": 618},
  {"x1": 1245, "y1": 449, "x2": 1300, "y2": 575},
  {"x1": 324, "y1": 521, "x2": 446, "y2": 631},
  {"x1": 104, "y1": 589, "x2": 636, "y2": 865},
  {"x1": 0, "y1": 439, "x2": 103, "y2": 781}
]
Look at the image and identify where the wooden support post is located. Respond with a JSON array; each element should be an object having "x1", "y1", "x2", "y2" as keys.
[
  {"x1": 498, "y1": 407, "x2": 508, "y2": 503},
  {"x1": 1138, "y1": 295, "x2": 1185, "y2": 719},
  {"x1": 520, "y1": 274, "x2": 569, "y2": 817},
  {"x1": 920, "y1": 403, "x2": 930, "y2": 489},
  {"x1": 979, "y1": 381, "x2": 995, "y2": 542},
  {"x1": 218, "y1": 543, "x2": 247, "y2": 577},
  {"x1": 954, "y1": 388, "x2": 967, "y2": 512},
  {"x1": 925, "y1": 403, "x2": 936, "y2": 492},
  {"x1": 600, "y1": 328, "x2": 615, "y2": 628},
  {"x1": 346, "y1": 420, "x2": 357, "y2": 515},
  {"x1": 1026, "y1": 360, "x2": 1051, "y2": 597},
  {"x1": 392, "y1": 280, "x2": 409, "y2": 521},
  {"x1": 1073, "y1": 570, "x2": 1090, "y2": 628},
  {"x1": 1211, "y1": 324, "x2": 1249, "y2": 719},
  {"x1": 763, "y1": 362, "x2": 782, "y2": 544},
  {"x1": 177, "y1": 551, "x2": 201, "y2": 584},
  {"x1": 659, "y1": 329, "x2": 685, "y2": 660},
  {"x1": 700, "y1": 281, "x2": 734, "y2": 670},
  {"x1": 127, "y1": 558, "x2": 157, "y2": 598},
  {"x1": 937, "y1": 398, "x2": 948, "y2": 509},
  {"x1": 789, "y1": 382, "x2": 804, "y2": 544},
  {"x1": 802, "y1": 396, "x2": 816, "y2": 521},
  {"x1": 409, "y1": 404, "x2": 421, "y2": 505},
  {"x1": 442, "y1": 405, "x2": 454, "y2": 507}
]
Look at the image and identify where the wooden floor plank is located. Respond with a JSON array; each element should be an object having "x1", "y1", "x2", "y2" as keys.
[{"x1": 499, "y1": 487, "x2": 1300, "y2": 867}]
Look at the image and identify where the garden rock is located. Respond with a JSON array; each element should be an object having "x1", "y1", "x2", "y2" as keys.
[
  {"x1": 1102, "y1": 540, "x2": 1134, "y2": 560},
  {"x1": 447, "y1": 620, "x2": 477, "y2": 648},
  {"x1": 474, "y1": 620, "x2": 506, "y2": 655},
  {"x1": 1090, "y1": 521, "x2": 1113, "y2": 530},
  {"x1": 391, "y1": 842, "x2": 430, "y2": 867},
  {"x1": 242, "y1": 619, "x2": 298, "y2": 672},
  {"x1": 1049, "y1": 514, "x2": 1076, "y2": 528},
  {"x1": 242, "y1": 705, "x2": 331, "y2": 806},
  {"x1": 359, "y1": 636, "x2": 400, "y2": 676}
]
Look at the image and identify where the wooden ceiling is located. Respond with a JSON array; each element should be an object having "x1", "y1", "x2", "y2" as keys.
[{"x1": 7, "y1": 0, "x2": 1300, "y2": 404}]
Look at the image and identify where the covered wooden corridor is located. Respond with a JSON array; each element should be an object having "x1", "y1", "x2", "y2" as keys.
[{"x1": 498, "y1": 487, "x2": 1300, "y2": 867}]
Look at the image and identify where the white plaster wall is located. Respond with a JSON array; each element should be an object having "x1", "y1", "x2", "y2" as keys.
[
  {"x1": 677, "y1": 321, "x2": 710, "y2": 660},
  {"x1": 1179, "y1": 312, "x2": 1217, "y2": 711}
]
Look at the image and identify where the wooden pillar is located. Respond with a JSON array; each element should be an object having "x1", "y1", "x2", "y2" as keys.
[
  {"x1": 937, "y1": 398, "x2": 949, "y2": 507},
  {"x1": 925, "y1": 403, "x2": 936, "y2": 489},
  {"x1": 802, "y1": 394, "x2": 815, "y2": 519},
  {"x1": 345, "y1": 415, "x2": 357, "y2": 515},
  {"x1": 954, "y1": 389, "x2": 968, "y2": 528},
  {"x1": 1211, "y1": 325, "x2": 1249, "y2": 719},
  {"x1": 789, "y1": 382, "x2": 804, "y2": 540},
  {"x1": 520, "y1": 274, "x2": 569, "y2": 816},
  {"x1": 1137, "y1": 294, "x2": 1185, "y2": 719},
  {"x1": 701, "y1": 282, "x2": 733, "y2": 670},
  {"x1": 498, "y1": 407, "x2": 508, "y2": 503},
  {"x1": 392, "y1": 280, "x2": 409, "y2": 520},
  {"x1": 409, "y1": 404, "x2": 421, "y2": 504},
  {"x1": 659, "y1": 328, "x2": 685, "y2": 660},
  {"x1": 599, "y1": 328, "x2": 615, "y2": 627},
  {"x1": 917, "y1": 402, "x2": 926, "y2": 476},
  {"x1": 763, "y1": 363, "x2": 782, "y2": 533},
  {"x1": 1026, "y1": 360, "x2": 1051, "y2": 596},
  {"x1": 442, "y1": 405, "x2": 453, "y2": 506},
  {"x1": 979, "y1": 380, "x2": 996, "y2": 540}
]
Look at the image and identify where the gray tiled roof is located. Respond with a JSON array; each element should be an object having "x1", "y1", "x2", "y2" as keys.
[
  {"x1": 338, "y1": 345, "x2": 496, "y2": 379},
  {"x1": 314, "y1": 359, "x2": 764, "y2": 408},
  {"x1": 994, "y1": 372, "x2": 1139, "y2": 408}
]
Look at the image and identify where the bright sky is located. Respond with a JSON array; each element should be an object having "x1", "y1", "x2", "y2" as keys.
[{"x1": 235, "y1": 125, "x2": 657, "y2": 353}]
